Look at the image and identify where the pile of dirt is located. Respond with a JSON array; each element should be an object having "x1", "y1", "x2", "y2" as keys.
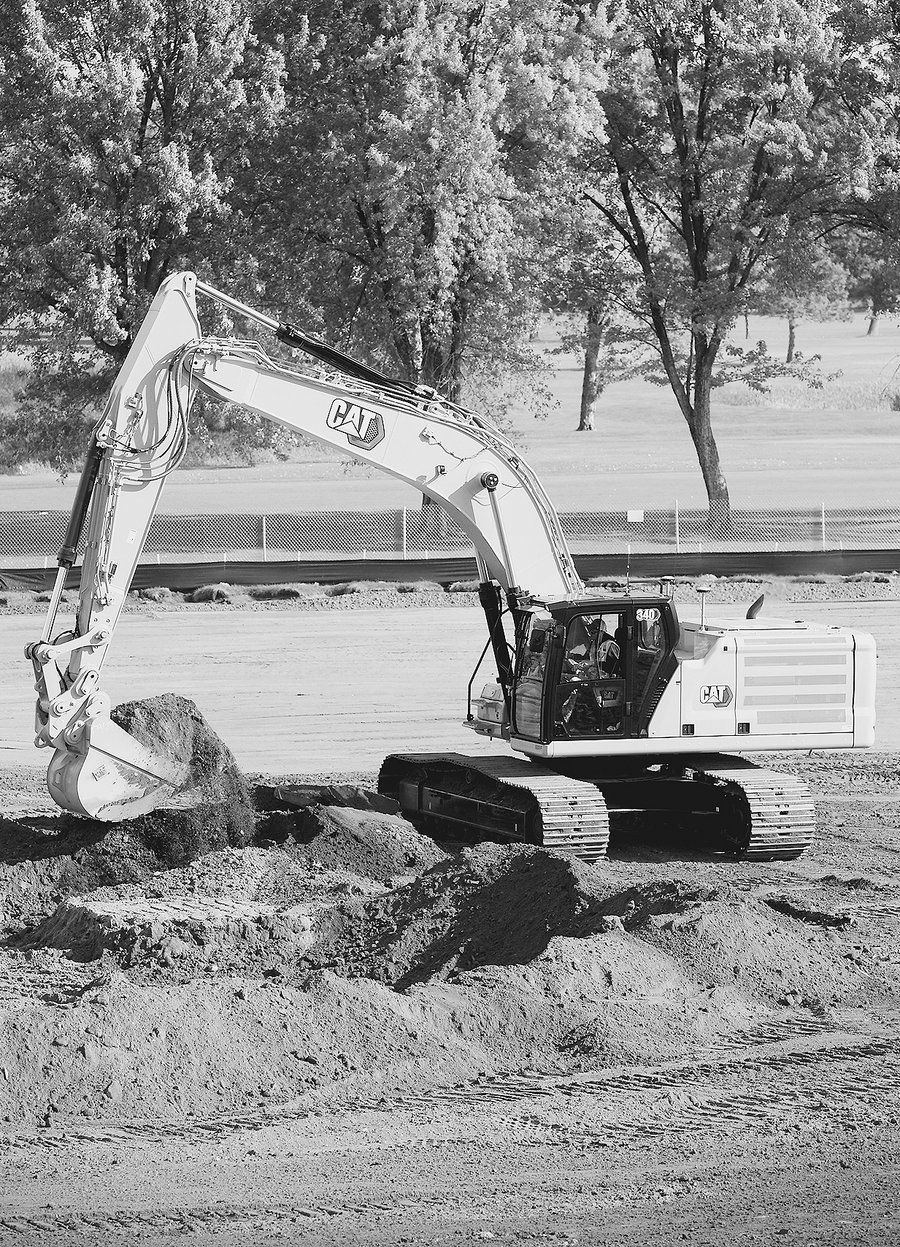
[
  {"x1": 0, "y1": 835, "x2": 767, "y2": 1120},
  {"x1": 292, "y1": 805, "x2": 447, "y2": 884},
  {"x1": 9, "y1": 802, "x2": 449, "y2": 978},
  {"x1": 0, "y1": 762, "x2": 893, "y2": 1124},
  {"x1": 109, "y1": 693, "x2": 255, "y2": 853},
  {"x1": 0, "y1": 698, "x2": 256, "y2": 917},
  {"x1": 307, "y1": 844, "x2": 611, "y2": 988},
  {"x1": 25, "y1": 891, "x2": 316, "y2": 970},
  {"x1": 603, "y1": 880, "x2": 867, "y2": 1009}
]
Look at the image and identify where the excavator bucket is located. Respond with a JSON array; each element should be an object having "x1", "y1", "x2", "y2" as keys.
[{"x1": 46, "y1": 713, "x2": 193, "y2": 821}]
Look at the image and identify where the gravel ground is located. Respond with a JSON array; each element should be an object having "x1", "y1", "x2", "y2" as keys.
[{"x1": 3, "y1": 570, "x2": 900, "y2": 617}]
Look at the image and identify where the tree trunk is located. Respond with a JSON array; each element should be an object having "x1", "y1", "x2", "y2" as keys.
[
  {"x1": 687, "y1": 345, "x2": 730, "y2": 531},
  {"x1": 744, "y1": 312, "x2": 750, "y2": 340},
  {"x1": 786, "y1": 315, "x2": 796, "y2": 364},
  {"x1": 622, "y1": 271, "x2": 730, "y2": 526},
  {"x1": 420, "y1": 293, "x2": 466, "y2": 402},
  {"x1": 578, "y1": 304, "x2": 608, "y2": 431},
  {"x1": 867, "y1": 311, "x2": 880, "y2": 336},
  {"x1": 420, "y1": 327, "x2": 447, "y2": 508},
  {"x1": 420, "y1": 304, "x2": 466, "y2": 512}
]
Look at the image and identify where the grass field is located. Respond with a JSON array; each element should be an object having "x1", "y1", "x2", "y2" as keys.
[{"x1": 2, "y1": 313, "x2": 899, "y2": 516}]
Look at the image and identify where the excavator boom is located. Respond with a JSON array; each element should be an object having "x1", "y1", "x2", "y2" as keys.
[{"x1": 28, "y1": 273, "x2": 582, "y2": 819}]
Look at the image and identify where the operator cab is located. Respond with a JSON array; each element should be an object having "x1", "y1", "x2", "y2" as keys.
[{"x1": 511, "y1": 597, "x2": 679, "y2": 745}]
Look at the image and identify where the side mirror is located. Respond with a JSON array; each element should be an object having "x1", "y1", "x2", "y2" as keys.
[{"x1": 529, "y1": 630, "x2": 547, "y2": 654}]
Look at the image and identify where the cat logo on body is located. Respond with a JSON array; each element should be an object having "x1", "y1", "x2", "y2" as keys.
[
  {"x1": 700, "y1": 684, "x2": 733, "y2": 708},
  {"x1": 326, "y1": 398, "x2": 385, "y2": 449}
]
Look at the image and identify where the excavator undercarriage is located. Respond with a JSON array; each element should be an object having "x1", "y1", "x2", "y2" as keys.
[{"x1": 379, "y1": 752, "x2": 815, "y2": 862}]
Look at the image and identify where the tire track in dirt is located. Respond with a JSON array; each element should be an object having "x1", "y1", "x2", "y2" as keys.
[
  {"x1": 0, "y1": 1033, "x2": 895, "y2": 1239},
  {"x1": 0, "y1": 1027, "x2": 890, "y2": 1151},
  {"x1": 0, "y1": 1197, "x2": 418, "y2": 1238}
]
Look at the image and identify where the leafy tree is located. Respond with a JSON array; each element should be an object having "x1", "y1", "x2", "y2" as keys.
[
  {"x1": 261, "y1": 1, "x2": 610, "y2": 411},
  {"x1": 837, "y1": 231, "x2": 900, "y2": 334},
  {"x1": 583, "y1": 0, "x2": 882, "y2": 519},
  {"x1": 541, "y1": 205, "x2": 650, "y2": 431},
  {"x1": 0, "y1": 0, "x2": 285, "y2": 462},
  {"x1": 755, "y1": 235, "x2": 850, "y2": 361}
]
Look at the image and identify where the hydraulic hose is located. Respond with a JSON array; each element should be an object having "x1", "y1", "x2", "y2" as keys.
[{"x1": 57, "y1": 432, "x2": 103, "y2": 569}]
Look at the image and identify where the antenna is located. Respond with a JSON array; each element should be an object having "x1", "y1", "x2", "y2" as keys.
[
  {"x1": 697, "y1": 584, "x2": 710, "y2": 629},
  {"x1": 625, "y1": 544, "x2": 631, "y2": 594}
]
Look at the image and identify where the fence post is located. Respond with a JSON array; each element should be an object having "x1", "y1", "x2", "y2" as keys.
[
  {"x1": 261, "y1": 515, "x2": 268, "y2": 562},
  {"x1": 820, "y1": 503, "x2": 826, "y2": 552},
  {"x1": 674, "y1": 499, "x2": 681, "y2": 553}
]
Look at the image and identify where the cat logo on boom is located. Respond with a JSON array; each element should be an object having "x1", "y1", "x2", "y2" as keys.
[
  {"x1": 700, "y1": 684, "x2": 733, "y2": 708},
  {"x1": 326, "y1": 398, "x2": 385, "y2": 449}
]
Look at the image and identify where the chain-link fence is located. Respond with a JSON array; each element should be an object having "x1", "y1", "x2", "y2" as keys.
[{"x1": 1, "y1": 504, "x2": 898, "y2": 566}]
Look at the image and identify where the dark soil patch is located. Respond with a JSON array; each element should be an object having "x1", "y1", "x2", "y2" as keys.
[
  {"x1": 0, "y1": 698, "x2": 255, "y2": 920},
  {"x1": 110, "y1": 693, "x2": 255, "y2": 857},
  {"x1": 308, "y1": 843, "x2": 619, "y2": 988},
  {"x1": 292, "y1": 805, "x2": 447, "y2": 885}
]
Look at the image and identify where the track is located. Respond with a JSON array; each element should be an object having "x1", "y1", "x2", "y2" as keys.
[
  {"x1": 693, "y1": 759, "x2": 817, "y2": 859},
  {"x1": 380, "y1": 751, "x2": 816, "y2": 864},
  {"x1": 379, "y1": 751, "x2": 611, "y2": 860},
  {"x1": 0, "y1": 1019, "x2": 888, "y2": 1150}
]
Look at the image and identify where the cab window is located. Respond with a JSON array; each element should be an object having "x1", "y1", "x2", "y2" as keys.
[
  {"x1": 557, "y1": 611, "x2": 625, "y2": 737},
  {"x1": 634, "y1": 606, "x2": 666, "y2": 708},
  {"x1": 513, "y1": 614, "x2": 552, "y2": 739}
]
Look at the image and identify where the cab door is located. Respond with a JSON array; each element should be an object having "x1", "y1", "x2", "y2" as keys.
[
  {"x1": 630, "y1": 603, "x2": 678, "y2": 734},
  {"x1": 555, "y1": 610, "x2": 630, "y2": 739},
  {"x1": 511, "y1": 613, "x2": 554, "y2": 741}
]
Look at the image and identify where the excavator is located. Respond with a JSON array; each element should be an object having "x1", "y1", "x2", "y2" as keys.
[{"x1": 26, "y1": 272, "x2": 876, "y2": 862}]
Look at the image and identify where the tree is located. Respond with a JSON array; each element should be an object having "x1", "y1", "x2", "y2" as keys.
[
  {"x1": 260, "y1": 1, "x2": 610, "y2": 411},
  {"x1": 838, "y1": 232, "x2": 900, "y2": 334},
  {"x1": 0, "y1": 0, "x2": 285, "y2": 455},
  {"x1": 755, "y1": 235, "x2": 850, "y2": 361},
  {"x1": 583, "y1": 0, "x2": 881, "y2": 519},
  {"x1": 543, "y1": 209, "x2": 650, "y2": 431}
]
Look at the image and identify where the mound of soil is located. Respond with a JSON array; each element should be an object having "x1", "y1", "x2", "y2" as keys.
[
  {"x1": 293, "y1": 806, "x2": 447, "y2": 885},
  {"x1": 110, "y1": 693, "x2": 255, "y2": 855},
  {"x1": 606, "y1": 881, "x2": 869, "y2": 1008},
  {"x1": 0, "y1": 698, "x2": 256, "y2": 917},
  {"x1": 309, "y1": 843, "x2": 613, "y2": 988},
  {"x1": 1, "y1": 752, "x2": 896, "y2": 1125},
  {"x1": 25, "y1": 892, "x2": 315, "y2": 969}
]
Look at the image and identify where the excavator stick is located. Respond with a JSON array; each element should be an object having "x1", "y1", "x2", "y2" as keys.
[{"x1": 45, "y1": 713, "x2": 193, "y2": 821}]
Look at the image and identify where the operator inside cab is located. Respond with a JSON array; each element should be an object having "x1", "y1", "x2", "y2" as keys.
[{"x1": 559, "y1": 612, "x2": 625, "y2": 736}]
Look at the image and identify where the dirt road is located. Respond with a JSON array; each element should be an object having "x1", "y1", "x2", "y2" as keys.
[{"x1": 3, "y1": 597, "x2": 898, "y2": 773}]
